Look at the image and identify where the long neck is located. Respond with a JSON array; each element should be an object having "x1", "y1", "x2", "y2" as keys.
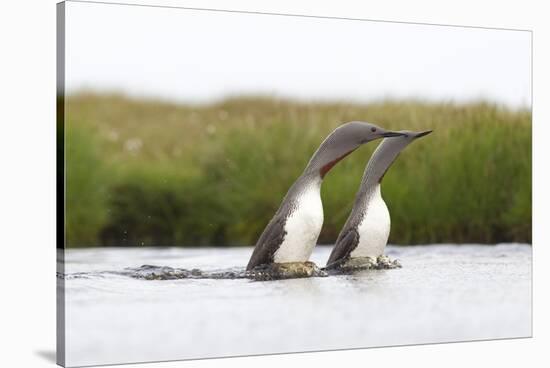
[
  {"x1": 303, "y1": 138, "x2": 356, "y2": 179},
  {"x1": 285, "y1": 142, "x2": 344, "y2": 200},
  {"x1": 355, "y1": 139, "x2": 405, "y2": 206},
  {"x1": 278, "y1": 132, "x2": 355, "y2": 210}
]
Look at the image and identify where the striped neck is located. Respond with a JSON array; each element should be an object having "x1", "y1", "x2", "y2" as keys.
[{"x1": 355, "y1": 138, "x2": 407, "y2": 207}]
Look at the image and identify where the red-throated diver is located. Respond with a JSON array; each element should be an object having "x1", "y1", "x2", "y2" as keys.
[
  {"x1": 325, "y1": 130, "x2": 432, "y2": 269},
  {"x1": 246, "y1": 122, "x2": 405, "y2": 271}
]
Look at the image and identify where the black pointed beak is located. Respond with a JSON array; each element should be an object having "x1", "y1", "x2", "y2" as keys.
[
  {"x1": 382, "y1": 131, "x2": 406, "y2": 138},
  {"x1": 413, "y1": 130, "x2": 433, "y2": 139}
]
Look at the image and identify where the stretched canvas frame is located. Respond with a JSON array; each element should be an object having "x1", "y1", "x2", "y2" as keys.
[{"x1": 57, "y1": 1, "x2": 532, "y2": 367}]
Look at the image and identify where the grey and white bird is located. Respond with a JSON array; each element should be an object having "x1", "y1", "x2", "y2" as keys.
[
  {"x1": 246, "y1": 122, "x2": 405, "y2": 271},
  {"x1": 325, "y1": 130, "x2": 432, "y2": 270}
]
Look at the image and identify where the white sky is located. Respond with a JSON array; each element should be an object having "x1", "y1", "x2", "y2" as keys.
[{"x1": 65, "y1": 1, "x2": 531, "y2": 108}]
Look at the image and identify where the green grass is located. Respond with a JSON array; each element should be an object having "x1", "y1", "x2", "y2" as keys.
[{"x1": 64, "y1": 93, "x2": 531, "y2": 247}]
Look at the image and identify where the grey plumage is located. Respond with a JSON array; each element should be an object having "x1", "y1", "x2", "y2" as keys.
[
  {"x1": 245, "y1": 176, "x2": 305, "y2": 271},
  {"x1": 326, "y1": 130, "x2": 432, "y2": 268},
  {"x1": 246, "y1": 122, "x2": 405, "y2": 271},
  {"x1": 324, "y1": 228, "x2": 360, "y2": 268}
]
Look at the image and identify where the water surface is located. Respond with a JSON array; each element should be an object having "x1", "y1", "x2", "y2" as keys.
[{"x1": 60, "y1": 244, "x2": 531, "y2": 367}]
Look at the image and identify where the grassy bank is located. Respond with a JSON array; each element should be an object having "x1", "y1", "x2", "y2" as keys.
[{"x1": 64, "y1": 93, "x2": 531, "y2": 247}]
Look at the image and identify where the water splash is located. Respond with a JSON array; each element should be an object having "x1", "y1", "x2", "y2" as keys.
[
  {"x1": 119, "y1": 261, "x2": 331, "y2": 281},
  {"x1": 58, "y1": 256, "x2": 401, "y2": 282}
]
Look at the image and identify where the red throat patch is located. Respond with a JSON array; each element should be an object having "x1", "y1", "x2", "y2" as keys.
[{"x1": 320, "y1": 149, "x2": 355, "y2": 178}]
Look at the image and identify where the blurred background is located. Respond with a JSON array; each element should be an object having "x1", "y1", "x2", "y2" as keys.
[{"x1": 63, "y1": 2, "x2": 531, "y2": 248}]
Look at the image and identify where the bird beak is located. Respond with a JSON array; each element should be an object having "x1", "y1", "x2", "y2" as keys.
[
  {"x1": 381, "y1": 130, "x2": 407, "y2": 138},
  {"x1": 413, "y1": 130, "x2": 433, "y2": 139}
]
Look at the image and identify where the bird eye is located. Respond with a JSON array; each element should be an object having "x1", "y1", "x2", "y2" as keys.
[{"x1": 371, "y1": 127, "x2": 376, "y2": 132}]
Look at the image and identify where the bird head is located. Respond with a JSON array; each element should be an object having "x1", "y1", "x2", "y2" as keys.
[{"x1": 308, "y1": 121, "x2": 406, "y2": 178}]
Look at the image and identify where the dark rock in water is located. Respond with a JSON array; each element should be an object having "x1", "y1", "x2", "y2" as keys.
[
  {"x1": 325, "y1": 255, "x2": 402, "y2": 275},
  {"x1": 247, "y1": 261, "x2": 328, "y2": 281}
]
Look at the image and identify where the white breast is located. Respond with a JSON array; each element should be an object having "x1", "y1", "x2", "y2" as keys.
[
  {"x1": 350, "y1": 185, "x2": 391, "y2": 258},
  {"x1": 273, "y1": 182, "x2": 323, "y2": 263}
]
